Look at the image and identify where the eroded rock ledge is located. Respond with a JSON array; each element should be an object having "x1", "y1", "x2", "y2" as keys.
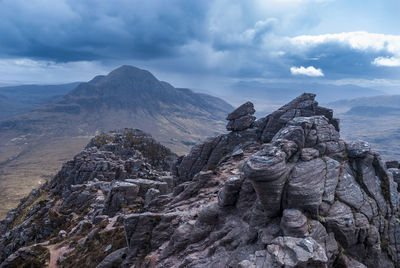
[{"x1": 1, "y1": 94, "x2": 400, "y2": 268}]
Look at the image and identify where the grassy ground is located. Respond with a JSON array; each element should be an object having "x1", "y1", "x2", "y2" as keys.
[{"x1": 0, "y1": 136, "x2": 90, "y2": 219}]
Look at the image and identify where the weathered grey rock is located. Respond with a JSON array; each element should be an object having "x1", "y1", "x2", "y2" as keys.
[
  {"x1": 323, "y1": 140, "x2": 346, "y2": 161},
  {"x1": 243, "y1": 145, "x2": 289, "y2": 218},
  {"x1": 388, "y1": 168, "x2": 400, "y2": 191},
  {"x1": 335, "y1": 170, "x2": 377, "y2": 220},
  {"x1": 280, "y1": 209, "x2": 309, "y2": 237},
  {"x1": 313, "y1": 116, "x2": 340, "y2": 143},
  {"x1": 272, "y1": 139, "x2": 298, "y2": 161},
  {"x1": 337, "y1": 254, "x2": 367, "y2": 268},
  {"x1": 227, "y1": 114, "x2": 256, "y2": 131},
  {"x1": 158, "y1": 175, "x2": 174, "y2": 191},
  {"x1": 174, "y1": 135, "x2": 224, "y2": 183},
  {"x1": 354, "y1": 154, "x2": 388, "y2": 216},
  {"x1": 161, "y1": 222, "x2": 194, "y2": 259},
  {"x1": 144, "y1": 188, "x2": 160, "y2": 207},
  {"x1": 347, "y1": 140, "x2": 371, "y2": 158},
  {"x1": 125, "y1": 178, "x2": 168, "y2": 197},
  {"x1": 92, "y1": 215, "x2": 109, "y2": 225},
  {"x1": 300, "y1": 148, "x2": 319, "y2": 161},
  {"x1": 238, "y1": 259, "x2": 256, "y2": 268},
  {"x1": 124, "y1": 212, "x2": 163, "y2": 259},
  {"x1": 259, "y1": 220, "x2": 281, "y2": 246},
  {"x1": 231, "y1": 148, "x2": 244, "y2": 158},
  {"x1": 252, "y1": 250, "x2": 281, "y2": 268},
  {"x1": 285, "y1": 158, "x2": 326, "y2": 213},
  {"x1": 260, "y1": 93, "x2": 339, "y2": 143},
  {"x1": 172, "y1": 170, "x2": 219, "y2": 204},
  {"x1": 321, "y1": 157, "x2": 340, "y2": 204},
  {"x1": 226, "y1": 102, "x2": 256, "y2": 131},
  {"x1": 267, "y1": 236, "x2": 328, "y2": 267},
  {"x1": 103, "y1": 182, "x2": 139, "y2": 216},
  {"x1": 373, "y1": 154, "x2": 399, "y2": 212},
  {"x1": 58, "y1": 230, "x2": 67, "y2": 238},
  {"x1": 0, "y1": 245, "x2": 50, "y2": 268},
  {"x1": 308, "y1": 220, "x2": 338, "y2": 265},
  {"x1": 325, "y1": 201, "x2": 358, "y2": 248},
  {"x1": 69, "y1": 220, "x2": 92, "y2": 235},
  {"x1": 96, "y1": 248, "x2": 128, "y2": 268},
  {"x1": 226, "y1": 101, "x2": 255, "y2": 120},
  {"x1": 386, "y1": 160, "x2": 399, "y2": 169},
  {"x1": 218, "y1": 177, "x2": 243, "y2": 207},
  {"x1": 61, "y1": 189, "x2": 94, "y2": 212},
  {"x1": 272, "y1": 125, "x2": 305, "y2": 148},
  {"x1": 124, "y1": 212, "x2": 181, "y2": 263}
]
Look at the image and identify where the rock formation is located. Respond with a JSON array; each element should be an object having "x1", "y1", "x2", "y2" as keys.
[
  {"x1": 1, "y1": 93, "x2": 400, "y2": 267},
  {"x1": 226, "y1": 101, "x2": 256, "y2": 131}
]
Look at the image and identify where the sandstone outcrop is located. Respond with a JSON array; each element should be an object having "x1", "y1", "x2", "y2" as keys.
[{"x1": 1, "y1": 94, "x2": 400, "y2": 267}]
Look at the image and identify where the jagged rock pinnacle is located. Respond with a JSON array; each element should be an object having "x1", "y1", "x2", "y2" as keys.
[{"x1": 226, "y1": 101, "x2": 256, "y2": 131}]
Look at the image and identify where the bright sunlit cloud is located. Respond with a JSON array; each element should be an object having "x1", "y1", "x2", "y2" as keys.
[
  {"x1": 373, "y1": 57, "x2": 400, "y2": 67},
  {"x1": 291, "y1": 31, "x2": 400, "y2": 68},
  {"x1": 290, "y1": 66, "x2": 324, "y2": 77}
]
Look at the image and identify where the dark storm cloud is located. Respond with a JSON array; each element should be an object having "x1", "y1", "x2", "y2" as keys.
[
  {"x1": 0, "y1": 0, "x2": 210, "y2": 61},
  {"x1": 0, "y1": 0, "x2": 399, "y2": 85}
]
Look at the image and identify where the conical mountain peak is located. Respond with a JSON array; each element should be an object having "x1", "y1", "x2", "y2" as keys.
[{"x1": 106, "y1": 65, "x2": 157, "y2": 82}]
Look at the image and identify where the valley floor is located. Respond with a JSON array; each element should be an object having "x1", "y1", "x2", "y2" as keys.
[
  {"x1": 0, "y1": 137, "x2": 90, "y2": 218},
  {"x1": 338, "y1": 113, "x2": 400, "y2": 161}
]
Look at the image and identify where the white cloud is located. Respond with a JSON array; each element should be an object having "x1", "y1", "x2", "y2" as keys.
[
  {"x1": 291, "y1": 31, "x2": 400, "y2": 68},
  {"x1": 291, "y1": 31, "x2": 400, "y2": 51},
  {"x1": 290, "y1": 66, "x2": 324, "y2": 77},
  {"x1": 372, "y1": 57, "x2": 400, "y2": 67}
]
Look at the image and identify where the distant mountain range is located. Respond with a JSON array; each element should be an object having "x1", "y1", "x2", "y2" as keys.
[
  {"x1": 326, "y1": 94, "x2": 400, "y2": 161},
  {"x1": 328, "y1": 95, "x2": 400, "y2": 109},
  {"x1": 0, "y1": 65, "x2": 233, "y2": 218},
  {"x1": 0, "y1": 83, "x2": 80, "y2": 120},
  {"x1": 0, "y1": 65, "x2": 233, "y2": 152},
  {"x1": 345, "y1": 106, "x2": 400, "y2": 117},
  {"x1": 224, "y1": 81, "x2": 383, "y2": 115}
]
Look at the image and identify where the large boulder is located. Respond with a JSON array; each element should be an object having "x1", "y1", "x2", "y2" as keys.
[
  {"x1": 226, "y1": 102, "x2": 256, "y2": 131},
  {"x1": 260, "y1": 93, "x2": 339, "y2": 143},
  {"x1": 226, "y1": 101, "x2": 256, "y2": 121},
  {"x1": 280, "y1": 209, "x2": 309, "y2": 237},
  {"x1": 267, "y1": 236, "x2": 328, "y2": 267},
  {"x1": 103, "y1": 182, "x2": 139, "y2": 216}
]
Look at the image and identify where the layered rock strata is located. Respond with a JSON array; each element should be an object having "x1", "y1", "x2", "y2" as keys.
[{"x1": 1, "y1": 94, "x2": 400, "y2": 268}]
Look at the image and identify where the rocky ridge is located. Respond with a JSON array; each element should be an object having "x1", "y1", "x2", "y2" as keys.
[{"x1": 1, "y1": 93, "x2": 400, "y2": 267}]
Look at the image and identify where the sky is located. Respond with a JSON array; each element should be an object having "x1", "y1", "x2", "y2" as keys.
[{"x1": 0, "y1": 0, "x2": 399, "y2": 97}]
